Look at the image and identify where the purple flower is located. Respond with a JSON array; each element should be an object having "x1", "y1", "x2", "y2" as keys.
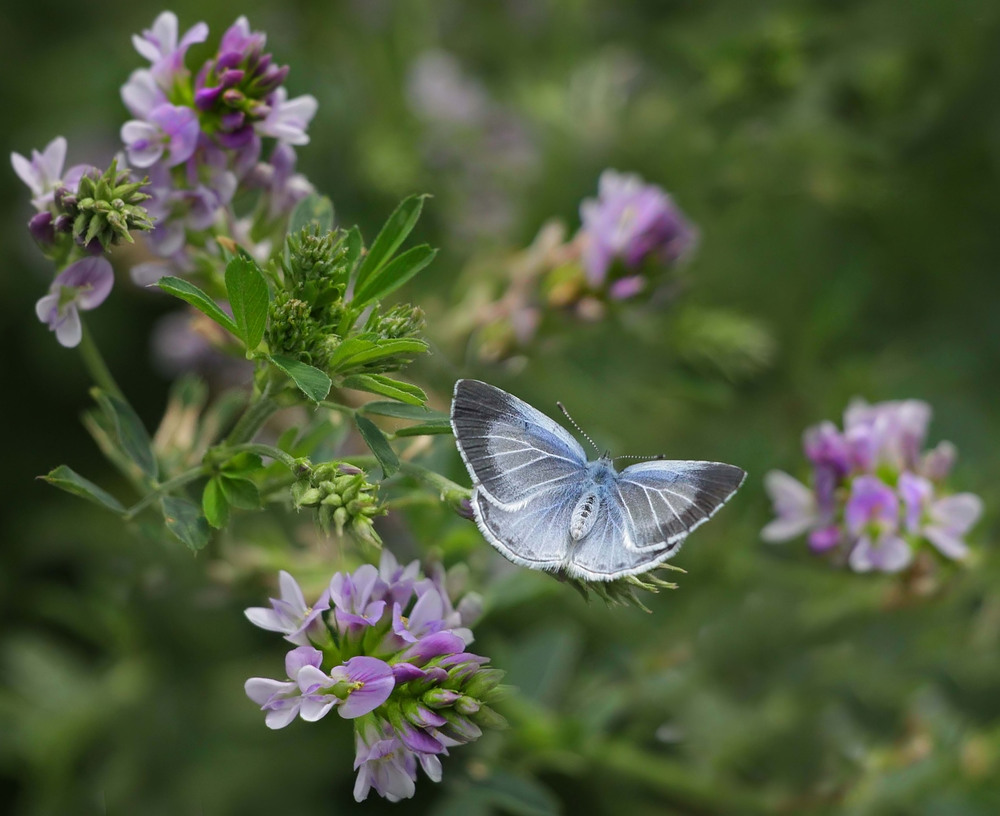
[
  {"x1": 845, "y1": 476, "x2": 911, "y2": 573},
  {"x1": 579, "y1": 169, "x2": 696, "y2": 288},
  {"x1": 244, "y1": 144, "x2": 314, "y2": 220},
  {"x1": 920, "y1": 441, "x2": 957, "y2": 482},
  {"x1": 761, "y1": 470, "x2": 818, "y2": 543},
  {"x1": 330, "y1": 564, "x2": 388, "y2": 632},
  {"x1": 121, "y1": 104, "x2": 200, "y2": 168},
  {"x1": 244, "y1": 570, "x2": 331, "y2": 646},
  {"x1": 843, "y1": 399, "x2": 930, "y2": 472},
  {"x1": 899, "y1": 472, "x2": 981, "y2": 561},
  {"x1": 353, "y1": 728, "x2": 419, "y2": 803},
  {"x1": 120, "y1": 69, "x2": 167, "y2": 119},
  {"x1": 255, "y1": 87, "x2": 318, "y2": 146},
  {"x1": 132, "y1": 11, "x2": 208, "y2": 90},
  {"x1": 35, "y1": 256, "x2": 114, "y2": 347},
  {"x1": 244, "y1": 646, "x2": 324, "y2": 729},
  {"x1": 296, "y1": 656, "x2": 395, "y2": 720},
  {"x1": 11, "y1": 137, "x2": 86, "y2": 210}
]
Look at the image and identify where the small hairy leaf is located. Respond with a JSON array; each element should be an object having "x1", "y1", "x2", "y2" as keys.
[
  {"x1": 157, "y1": 276, "x2": 238, "y2": 335},
  {"x1": 340, "y1": 374, "x2": 427, "y2": 406},
  {"x1": 162, "y1": 496, "x2": 211, "y2": 551},
  {"x1": 269, "y1": 354, "x2": 332, "y2": 403},
  {"x1": 225, "y1": 255, "x2": 270, "y2": 351},
  {"x1": 355, "y1": 415, "x2": 400, "y2": 477},
  {"x1": 41, "y1": 465, "x2": 126, "y2": 515}
]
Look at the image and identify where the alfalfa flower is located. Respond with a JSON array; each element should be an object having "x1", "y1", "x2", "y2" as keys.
[
  {"x1": 244, "y1": 552, "x2": 503, "y2": 803},
  {"x1": 578, "y1": 169, "x2": 697, "y2": 296},
  {"x1": 763, "y1": 398, "x2": 983, "y2": 573},
  {"x1": 34, "y1": 256, "x2": 114, "y2": 347}
]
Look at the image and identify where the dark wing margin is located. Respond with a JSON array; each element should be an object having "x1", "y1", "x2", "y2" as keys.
[
  {"x1": 614, "y1": 461, "x2": 746, "y2": 552},
  {"x1": 451, "y1": 379, "x2": 588, "y2": 507}
]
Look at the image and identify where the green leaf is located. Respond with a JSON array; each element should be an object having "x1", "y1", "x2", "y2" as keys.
[
  {"x1": 353, "y1": 194, "x2": 428, "y2": 293},
  {"x1": 92, "y1": 389, "x2": 158, "y2": 480},
  {"x1": 269, "y1": 354, "x2": 332, "y2": 402},
  {"x1": 41, "y1": 465, "x2": 126, "y2": 515},
  {"x1": 219, "y1": 475, "x2": 261, "y2": 509},
  {"x1": 360, "y1": 401, "x2": 448, "y2": 421},
  {"x1": 221, "y1": 452, "x2": 264, "y2": 475},
  {"x1": 158, "y1": 276, "x2": 238, "y2": 335},
  {"x1": 224, "y1": 255, "x2": 270, "y2": 351},
  {"x1": 162, "y1": 496, "x2": 211, "y2": 551},
  {"x1": 340, "y1": 374, "x2": 427, "y2": 406},
  {"x1": 355, "y1": 415, "x2": 400, "y2": 477},
  {"x1": 344, "y1": 226, "x2": 363, "y2": 273},
  {"x1": 392, "y1": 421, "x2": 453, "y2": 437},
  {"x1": 202, "y1": 477, "x2": 230, "y2": 529},
  {"x1": 470, "y1": 771, "x2": 561, "y2": 816},
  {"x1": 353, "y1": 245, "x2": 437, "y2": 306},
  {"x1": 288, "y1": 193, "x2": 334, "y2": 234},
  {"x1": 326, "y1": 336, "x2": 428, "y2": 373}
]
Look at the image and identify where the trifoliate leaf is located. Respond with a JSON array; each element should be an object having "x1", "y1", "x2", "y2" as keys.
[{"x1": 157, "y1": 277, "x2": 239, "y2": 336}]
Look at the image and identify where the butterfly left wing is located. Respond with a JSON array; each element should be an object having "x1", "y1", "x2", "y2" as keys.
[
  {"x1": 613, "y1": 461, "x2": 746, "y2": 553},
  {"x1": 451, "y1": 379, "x2": 588, "y2": 508}
]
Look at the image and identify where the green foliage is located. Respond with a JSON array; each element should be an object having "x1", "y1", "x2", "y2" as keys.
[
  {"x1": 157, "y1": 276, "x2": 239, "y2": 335},
  {"x1": 268, "y1": 354, "x2": 332, "y2": 402},
  {"x1": 224, "y1": 255, "x2": 270, "y2": 352},
  {"x1": 40, "y1": 465, "x2": 126, "y2": 515}
]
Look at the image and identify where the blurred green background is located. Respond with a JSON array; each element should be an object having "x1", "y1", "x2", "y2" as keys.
[{"x1": 2, "y1": 1, "x2": 1000, "y2": 813}]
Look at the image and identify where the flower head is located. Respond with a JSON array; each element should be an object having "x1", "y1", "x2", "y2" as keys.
[
  {"x1": 245, "y1": 553, "x2": 506, "y2": 802},
  {"x1": 132, "y1": 11, "x2": 208, "y2": 91},
  {"x1": 121, "y1": 104, "x2": 200, "y2": 168},
  {"x1": 762, "y1": 398, "x2": 983, "y2": 575},
  {"x1": 579, "y1": 169, "x2": 696, "y2": 291},
  {"x1": 35, "y1": 256, "x2": 114, "y2": 347}
]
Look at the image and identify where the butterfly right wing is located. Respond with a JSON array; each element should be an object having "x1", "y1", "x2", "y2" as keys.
[
  {"x1": 451, "y1": 379, "x2": 589, "y2": 508},
  {"x1": 614, "y1": 460, "x2": 746, "y2": 552}
]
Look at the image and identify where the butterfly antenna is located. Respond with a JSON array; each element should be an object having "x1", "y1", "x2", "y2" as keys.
[
  {"x1": 556, "y1": 401, "x2": 601, "y2": 455},
  {"x1": 613, "y1": 453, "x2": 667, "y2": 463}
]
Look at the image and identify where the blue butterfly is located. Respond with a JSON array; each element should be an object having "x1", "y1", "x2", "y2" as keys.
[{"x1": 451, "y1": 379, "x2": 746, "y2": 581}]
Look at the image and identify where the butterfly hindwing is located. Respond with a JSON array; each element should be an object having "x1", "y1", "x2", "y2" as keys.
[
  {"x1": 614, "y1": 461, "x2": 747, "y2": 552},
  {"x1": 451, "y1": 379, "x2": 588, "y2": 507}
]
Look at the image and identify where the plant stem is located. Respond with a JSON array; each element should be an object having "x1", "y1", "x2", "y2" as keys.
[
  {"x1": 584, "y1": 740, "x2": 771, "y2": 816},
  {"x1": 78, "y1": 321, "x2": 125, "y2": 400},
  {"x1": 343, "y1": 456, "x2": 471, "y2": 502},
  {"x1": 225, "y1": 382, "x2": 279, "y2": 445},
  {"x1": 123, "y1": 465, "x2": 208, "y2": 519},
  {"x1": 224, "y1": 442, "x2": 303, "y2": 472}
]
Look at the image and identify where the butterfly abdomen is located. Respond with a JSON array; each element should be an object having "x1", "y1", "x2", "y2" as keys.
[{"x1": 570, "y1": 490, "x2": 600, "y2": 541}]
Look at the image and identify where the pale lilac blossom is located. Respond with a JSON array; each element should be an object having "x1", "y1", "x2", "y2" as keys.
[
  {"x1": 244, "y1": 570, "x2": 330, "y2": 646},
  {"x1": 34, "y1": 256, "x2": 114, "y2": 347},
  {"x1": 244, "y1": 646, "x2": 324, "y2": 729},
  {"x1": 121, "y1": 104, "x2": 200, "y2": 168},
  {"x1": 255, "y1": 87, "x2": 318, "y2": 146},
  {"x1": 763, "y1": 398, "x2": 983, "y2": 574},
  {"x1": 10, "y1": 137, "x2": 86, "y2": 210},
  {"x1": 579, "y1": 169, "x2": 696, "y2": 291},
  {"x1": 132, "y1": 11, "x2": 208, "y2": 89}
]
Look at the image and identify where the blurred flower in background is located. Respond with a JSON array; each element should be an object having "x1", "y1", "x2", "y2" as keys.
[{"x1": 763, "y1": 398, "x2": 983, "y2": 573}]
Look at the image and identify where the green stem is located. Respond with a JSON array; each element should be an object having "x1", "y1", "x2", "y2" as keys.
[
  {"x1": 224, "y1": 442, "x2": 303, "y2": 472},
  {"x1": 343, "y1": 456, "x2": 471, "y2": 502},
  {"x1": 225, "y1": 382, "x2": 279, "y2": 445},
  {"x1": 583, "y1": 740, "x2": 771, "y2": 816},
  {"x1": 78, "y1": 321, "x2": 125, "y2": 400},
  {"x1": 319, "y1": 400, "x2": 356, "y2": 418},
  {"x1": 123, "y1": 465, "x2": 208, "y2": 520}
]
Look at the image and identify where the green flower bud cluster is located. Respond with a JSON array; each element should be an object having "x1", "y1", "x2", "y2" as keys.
[
  {"x1": 56, "y1": 160, "x2": 153, "y2": 250},
  {"x1": 368, "y1": 303, "x2": 426, "y2": 342},
  {"x1": 382, "y1": 662, "x2": 508, "y2": 741},
  {"x1": 283, "y1": 225, "x2": 351, "y2": 303},
  {"x1": 291, "y1": 462, "x2": 385, "y2": 546}
]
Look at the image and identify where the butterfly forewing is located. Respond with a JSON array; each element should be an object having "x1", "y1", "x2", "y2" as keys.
[
  {"x1": 451, "y1": 379, "x2": 588, "y2": 507},
  {"x1": 614, "y1": 461, "x2": 747, "y2": 552}
]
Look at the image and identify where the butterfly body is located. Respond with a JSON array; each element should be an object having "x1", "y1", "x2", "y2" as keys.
[{"x1": 451, "y1": 379, "x2": 746, "y2": 581}]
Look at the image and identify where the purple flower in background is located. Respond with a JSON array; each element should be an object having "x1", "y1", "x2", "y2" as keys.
[
  {"x1": 579, "y1": 169, "x2": 696, "y2": 291},
  {"x1": 11, "y1": 137, "x2": 86, "y2": 210},
  {"x1": 121, "y1": 104, "x2": 200, "y2": 167},
  {"x1": 35, "y1": 256, "x2": 114, "y2": 347},
  {"x1": 762, "y1": 398, "x2": 983, "y2": 575},
  {"x1": 244, "y1": 570, "x2": 330, "y2": 646},
  {"x1": 245, "y1": 554, "x2": 505, "y2": 801},
  {"x1": 132, "y1": 11, "x2": 208, "y2": 90},
  {"x1": 245, "y1": 143, "x2": 314, "y2": 220},
  {"x1": 121, "y1": 69, "x2": 167, "y2": 119},
  {"x1": 255, "y1": 87, "x2": 318, "y2": 146},
  {"x1": 845, "y1": 476, "x2": 911, "y2": 573}
]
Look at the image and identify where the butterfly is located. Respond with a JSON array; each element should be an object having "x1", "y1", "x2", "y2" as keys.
[{"x1": 450, "y1": 379, "x2": 746, "y2": 581}]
